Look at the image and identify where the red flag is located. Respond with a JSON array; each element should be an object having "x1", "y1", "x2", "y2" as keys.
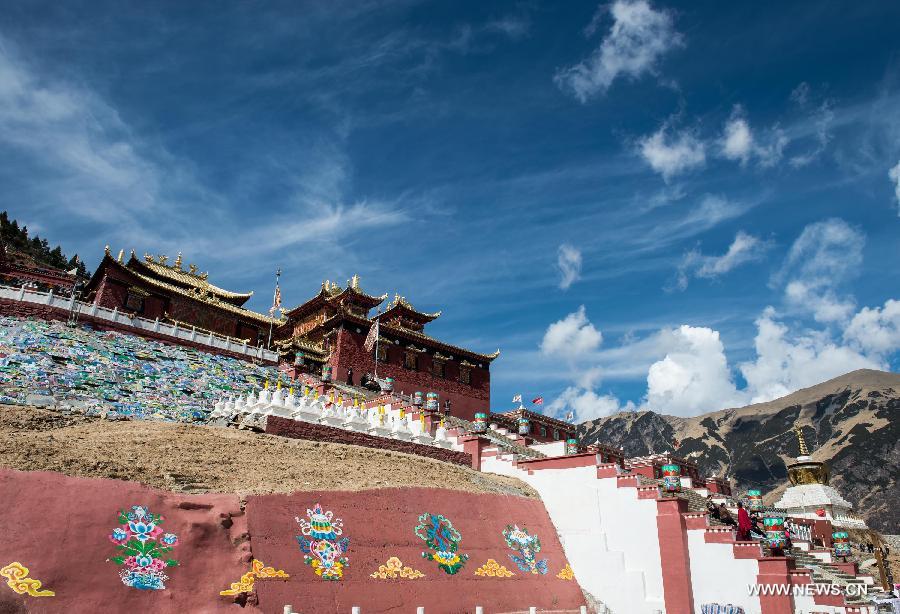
[
  {"x1": 363, "y1": 318, "x2": 379, "y2": 352},
  {"x1": 532, "y1": 396, "x2": 543, "y2": 405}
]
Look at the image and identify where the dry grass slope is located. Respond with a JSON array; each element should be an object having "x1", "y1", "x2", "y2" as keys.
[{"x1": 0, "y1": 404, "x2": 536, "y2": 498}]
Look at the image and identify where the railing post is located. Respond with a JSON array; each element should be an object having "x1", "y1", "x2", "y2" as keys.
[
  {"x1": 153, "y1": 317, "x2": 160, "y2": 332},
  {"x1": 190, "y1": 326, "x2": 197, "y2": 342},
  {"x1": 111, "y1": 307, "x2": 118, "y2": 322},
  {"x1": 46, "y1": 288, "x2": 54, "y2": 306},
  {"x1": 18, "y1": 284, "x2": 26, "y2": 301}
]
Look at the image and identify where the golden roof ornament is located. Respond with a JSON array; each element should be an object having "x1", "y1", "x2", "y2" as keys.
[
  {"x1": 116, "y1": 249, "x2": 124, "y2": 263},
  {"x1": 786, "y1": 423, "x2": 829, "y2": 486},
  {"x1": 350, "y1": 274, "x2": 360, "y2": 290},
  {"x1": 174, "y1": 252, "x2": 183, "y2": 270},
  {"x1": 144, "y1": 253, "x2": 153, "y2": 263},
  {"x1": 159, "y1": 254, "x2": 168, "y2": 265},
  {"x1": 104, "y1": 245, "x2": 111, "y2": 257}
]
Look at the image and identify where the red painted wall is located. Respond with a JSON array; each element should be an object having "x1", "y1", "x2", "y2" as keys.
[
  {"x1": 328, "y1": 328, "x2": 490, "y2": 421},
  {"x1": 0, "y1": 469, "x2": 585, "y2": 614},
  {"x1": 246, "y1": 488, "x2": 585, "y2": 613}
]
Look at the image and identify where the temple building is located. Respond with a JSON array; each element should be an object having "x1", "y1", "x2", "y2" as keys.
[
  {"x1": 773, "y1": 425, "x2": 867, "y2": 528},
  {"x1": 489, "y1": 407, "x2": 578, "y2": 444},
  {"x1": 273, "y1": 276, "x2": 499, "y2": 421},
  {"x1": 84, "y1": 248, "x2": 281, "y2": 343}
]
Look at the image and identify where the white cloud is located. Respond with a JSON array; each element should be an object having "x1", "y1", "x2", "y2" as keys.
[
  {"x1": 675, "y1": 230, "x2": 768, "y2": 290},
  {"x1": 776, "y1": 218, "x2": 865, "y2": 323},
  {"x1": 541, "y1": 306, "x2": 603, "y2": 358},
  {"x1": 719, "y1": 105, "x2": 787, "y2": 168},
  {"x1": 555, "y1": 0, "x2": 683, "y2": 102},
  {"x1": 546, "y1": 386, "x2": 635, "y2": 422},
  {"x1": 543, "y1": 295, "x2": 898, "y2": 420},
  {"x1": 844, "y1": 299, "x2": 900, "y2": 357},
  {"x1": 557, "y1": 243, "x2": 583, "y2": 290},
  {"x1": 889, "y1": 161, "x2": 900, "y2": 215},
  {"x1": 644, "y1": 325, "x2": 745, "y2": 414},
  {"x1": 790, "y1": 82, "x2": 810, "y2": 106},
  {"x1": 738, "y1": 307, "x2": 883, "y2": 404},
  {"x1": 638, "y1": 126, "x2": 706, "y2": 180}
]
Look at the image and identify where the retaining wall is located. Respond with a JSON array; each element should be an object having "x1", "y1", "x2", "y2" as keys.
[
  {"x1": 0, "y1": 468, "x2": 582, "y2": 613},
  {"x1": 264, "y1": 415, "x2": 472, "y2": 467}
]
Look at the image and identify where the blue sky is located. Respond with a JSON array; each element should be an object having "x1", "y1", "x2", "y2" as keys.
[{"x1": 2, "y1": 1, "x2": 899, "y2": 420}]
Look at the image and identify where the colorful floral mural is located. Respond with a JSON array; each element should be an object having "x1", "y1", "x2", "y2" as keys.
[
  {"x1": 502, "y1": 524, "x2": 548, "y2": 575},
  {"x1": 296, "y1": 504, "x2": 350, "y2": 581},
  {"x1": 474, "y1": 559, "x2": 514, "y2": 577},
  {"x1": 108, "y1": 505, "x2": 179, "y2": 590},
  {"x1": 0, "y1": 562, "x2": 55, "y2": 597},
  {"x1": 369, "y1": 557, "x2": 424, "y2": 579},
  {"x1": 415, "y1": 512, "x2": 468, "y2": 575},
  {"x1": 220, "y1": 559, "x2": 289, "y2": 596}
]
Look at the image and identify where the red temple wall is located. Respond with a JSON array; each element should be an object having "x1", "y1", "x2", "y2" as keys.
[
  {"x1": 0, "y1": 468, "x2": 584, "y2": 614},
  {"x1": 328, "y1": 328, "x2": 490, "y2": 421}
]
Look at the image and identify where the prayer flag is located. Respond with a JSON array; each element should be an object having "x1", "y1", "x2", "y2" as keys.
[
  {"x1": 363, "y1": 318, "x2": 379, "y2": 352},
  {"x1": 512, "y1": 394, "x2": 522, "y2": 403},
  {"x1": 532, "y1": 396, "x2": 543, "y2": 405}
]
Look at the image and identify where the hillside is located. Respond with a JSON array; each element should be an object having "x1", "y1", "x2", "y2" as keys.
[
  {"x1": 0, "y1": 404, "x2": 535, "y2": 498},
  {"x1": 579, "y1": 369, "x2": 899, "y2": 533}
]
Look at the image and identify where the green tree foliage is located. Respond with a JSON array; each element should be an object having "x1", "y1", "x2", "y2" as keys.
[{"x1": 0, "y1": 210, "x2": 88, "y2": 276}]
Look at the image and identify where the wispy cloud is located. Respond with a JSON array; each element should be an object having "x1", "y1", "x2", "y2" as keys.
[
  {"x1": 557, "y1": 243, "x2": 583, "y2": 290},
  {"x1": 774, "y1": 218, "x2": 864, "y2": 323},
  {"x1": 889, "y1": 160, "x2": 900, "y2": 215},
  {"x1": 719, "y1": 105, "x2": 788, "y2": 168},
  {"x1": 638, "y1": 124, "x2": 706, "y2": 181},
  {"x1": 555, "y1": 0, "x2": 684, "y2": 102},
  {"x1": 673, "y1": 230, "x2": 769, "y2": 291}
]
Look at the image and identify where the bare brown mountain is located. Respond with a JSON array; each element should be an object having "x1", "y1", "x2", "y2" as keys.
[{"x1": 578, "y1": 369, "x2": 899, "y2": 533}]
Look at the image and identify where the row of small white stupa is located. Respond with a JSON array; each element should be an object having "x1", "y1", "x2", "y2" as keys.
[{"x1": 208, "y1": 382, "x2": 455, "y2": 449}]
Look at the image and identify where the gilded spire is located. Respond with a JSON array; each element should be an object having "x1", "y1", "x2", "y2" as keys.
[
  {"x1": 350, "y1": 274, "x2": 360, "y2": 290},
  {"x1": 794, "y1": 424, "x2": 810, "y2": 457},
  {"x1": 116, "y1": 249, "x2": 124, "y2": 263},
  {"x1": 175, "y1": 252, "x2": 183, "y2": 270}
]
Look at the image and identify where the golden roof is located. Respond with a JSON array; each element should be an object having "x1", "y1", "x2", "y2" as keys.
[
  {"x1": 384, "y1": 294, "x2": 442, "y2": 320},
  {"x1": 133, "y1": 253, "x2": 254, "y2": 302},
  {"x1": 100, "y1": 254, "x2": 281, "y2": 325}
]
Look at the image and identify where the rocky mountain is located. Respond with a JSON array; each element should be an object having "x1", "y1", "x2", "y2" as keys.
[{"x1": 578, "y1": 369, "x2": 899, "y2": 533}]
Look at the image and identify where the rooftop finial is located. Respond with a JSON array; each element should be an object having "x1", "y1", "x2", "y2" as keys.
[
  {"x1": 174, "y1": 252, "x2": 183, "y2": 270},
  {"x1": 104, "y1": 245, "x2": 111, "y2": 257},
  {"x1": 794, "y1": 424, "x2": 810, "y2": 457},
  {"x1": 116, "y1": 249, "x2": 124, "y2": 263},
  {"x1": 350, "y1": 274, "x2": 360, "y2": 290}
]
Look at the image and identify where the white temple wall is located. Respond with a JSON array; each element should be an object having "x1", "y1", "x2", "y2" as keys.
[{"x1": 686, "y1": 530, "x2": 761, "y2": 613}]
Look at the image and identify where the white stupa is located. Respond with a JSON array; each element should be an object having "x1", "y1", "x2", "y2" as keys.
[{"x1": 774, "y1": 425, "x2": 866, "y2": 528}]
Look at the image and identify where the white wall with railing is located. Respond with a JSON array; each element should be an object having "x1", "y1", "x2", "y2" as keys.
[{"x1": 0, "y1": 283, "x2": 278, "y2": 363}]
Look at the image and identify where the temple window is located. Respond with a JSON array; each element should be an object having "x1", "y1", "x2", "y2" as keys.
[
  {"x1": 553, "y1": 429, "x2": 560, "y2": 440},
  {"x1": 432, "y1": 360, "x2": 445, "y2": 378},
  {"x1": 458, "y1": 367, "x2": 470, "y2": 385},
  {"x1": 404, "y1": 352, "x2": 418, "y2": 370},
  {"x1": 125, "y1": 288, "x2": 147, "y2": 312},
  {"x1": 376, "y1": 344, "x2": 388, "y2": 362},
  {"x1": 540, "y1": 426, "x2": 547, "y2": 437}
]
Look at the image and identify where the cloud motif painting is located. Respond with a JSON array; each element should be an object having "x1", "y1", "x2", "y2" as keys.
[
  {"x1": 296, "y1": 503, "x2": 350, "y2": 581},
  {"x1": 415, "y1": 512, "x2": 468, "y2": 575},
  {"x1": 108, "y1": 505, "x2": 179, "y2": 590},
  {"x1": 503, "y1": 524, "x2": 548, "y2": 575}
]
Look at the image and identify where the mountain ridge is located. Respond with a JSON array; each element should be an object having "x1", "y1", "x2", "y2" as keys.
[{"x1": 578, "y1": 369, "x2": 899, "y2": 533}]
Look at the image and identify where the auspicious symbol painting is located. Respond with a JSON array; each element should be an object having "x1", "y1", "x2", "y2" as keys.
[
  {"x1": 108, "y1": 505, "x2": 179, "y2": 590},
  {"x1": 414, "y1": 512, "x2": 468, "y2": 575},
  {"x1": 474, "y1": 559, "x2": 514, "y2": 577},
  {"x1": 296, "y1": 504, "x2": 350, "y2": 581},
  {"x1": 369, "y1": 557, "x2": 424, "y2": 579},
  {"x1": 220, "y1": 559, "x2": 289, "y2": 596},
  {"x1": 556, "y1": 563, "x2": 575, "y2": 580},
  {"x1": 0, "y1": 562, "x2": 55, "y2": 597},
  {"x1": 502, "y1": 524, "x2": 548, "y2": 575}
]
